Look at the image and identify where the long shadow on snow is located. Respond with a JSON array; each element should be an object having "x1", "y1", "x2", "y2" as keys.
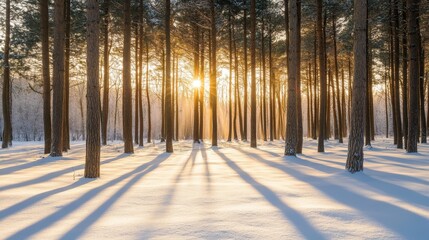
[
  {"x1": 241, "y1": 149, "x2": 429, "y2": 239},
  {"x1": 0, "y1": 157, "x2": 72, "y2": 175},
  {"x1": 0, "y1": 153, "x2": 129, "y2": 191},
  {"x1": 5, "y1": 153, "x2": 169, "y2": 240},
  {"x1": 0, "y1": 178, "x2": 91, "y2": 221},
  {"x1": 214, "y1": 150, "x2": 327, "y2": 240}
]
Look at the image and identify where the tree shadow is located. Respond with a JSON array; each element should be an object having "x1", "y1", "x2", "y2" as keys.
[
  {"x1": 201, "y1": 144, "x2": 211, "y2": 190},
  {"x1": 0, "y1": 157, "x2": 72, "y2": 175},
  {"x1": 0, "y1": 153, "x2": 129, "y2": 192},
  {"x1": 5, "y1": 153, "x2": 169, "y2": 240},
  {"x1": 241, "y1": 149, "x2": 429, "y2": 239},
  {"x1": 0, "y1": 178, "x2": 93, "y2": 221},
  {"x1": 213, "y1": 150, "x2": 327, "y2": 240}
]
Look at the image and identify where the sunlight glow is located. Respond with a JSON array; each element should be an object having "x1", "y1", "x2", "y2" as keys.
[{"x1": 192, "y1": 79, "x2": 201, "y2": 89}]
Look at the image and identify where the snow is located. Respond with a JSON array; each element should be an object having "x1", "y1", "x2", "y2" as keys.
[{"x1": 1, "y1": 139, "x2": 429, "y2": 239}]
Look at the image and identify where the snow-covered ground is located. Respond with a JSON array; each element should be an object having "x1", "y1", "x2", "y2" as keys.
[{"x1": 1, "y1": 139, "x2": 428, "y2": 239}]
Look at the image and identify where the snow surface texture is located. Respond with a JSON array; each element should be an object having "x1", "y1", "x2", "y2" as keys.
[{"x1": 1, "y1": 139, "x2": 428, "y2": 239}]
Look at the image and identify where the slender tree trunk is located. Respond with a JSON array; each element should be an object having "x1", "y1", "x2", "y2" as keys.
[
  {"x1": 165, "y1": 0, "x2": 173, "y2": 152},
  {"x1": 123, "y1": 0, "x2": 134, "y2": 153},
  {"x1": 138, "y1": 0, "x2": 144, "y2": 147},
  {"x1": 228, "y1": 12, "x2": 233, "y2": 142},
  {"x1": 296, "y1": 0, "x2": 303, "y2": 153},
  {"x1": 62, "y1": 0, "x2": 71, "y2": 152},
  {"x1": 243, "y1": 7, "x2": 248, "y2": 141},
  {"x1": 161, "y1": 48, "x2": 165, "y2": 142},
  {"x1": 341, "y1": 66, "x2": 347, "y2": 137},
  {"x1": 317, "y1": 0, "x2": 327, "y2": 152},
  {"x1": 175, "y1": 55, "x2": 179, "y2": 141},
  {"x1": 402, "y1": 0, "x2": 408, "y2": 146},
  {"x1": 85, "y1": 0, "x2": 101, "y2": 178},
  {"x1": 346, "y1": 0, "x2": 367, "y2": 173},
  {"x1": 113, "y1": 86, "x2": 119, "y2": 140},
  {"x1": 101, "y1": 0, "x2": 110, "y2": 146},
  {"x1": 146, "y1": 39, "x2": 152, "y2": 143},
  {"x1": 332, "y1": 12, "x2": 343, "y2": 143},
  {"x1": 269, "y1": 23, "x2": 274, "y2": 141},
  {"x1": 393, "y1": 0, "x2": 403, "y2": 149},
  {"x1": 40, "y1": 0, "x2": 51, "y2": 153},
  {"x1": 134, "y1": 27, "x2": 140, "y2": 144},
  {"x1": 210, "y1": 0, "x2": 218, "y2": 147},
  {"x1": 262, "y1": 17, "x2": 267, "y2": 141},
  {"x1": 193, "y1": 23, "x2": 200, "y2": 143},
  {"x1": 50, "y1": 0, "x2": 65, "y2": 156},
  {"x1": 406, "y1": 0, "x2": 420, "y2": 152},
  {"x1": 250, "y1": 0, "x2": 257, "y2": 148},
  {"x1": 330, "y1": 68, "x2": 339, "y2": 140},
  {"x1": 418, "y1": 29, "x2": 426, "y2": 143},
  {"x1": 385, "y1": 67, "x2": 389, "y2": 138},
  {"x1": 285, "y1": 0, "x2": 299, "y2": 156},
  {"x1": 199, "y1": 31, "x2": 205, "y2": 140}
]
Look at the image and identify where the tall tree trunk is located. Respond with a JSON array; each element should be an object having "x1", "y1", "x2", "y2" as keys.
[
  {"x1": 346, "y1": 0, "x2": 367, "y2": 173},
  {"x1": 406, "y1": 0, "x2": 420, "y2": 152},
  {"x1": 175, "y1": 55, "x2": 179, "y2": 141},
  {"x1": 101, "y1": 0, "x2": 110, "y2": 146},
  {"x1": 250, "y1": 0, "x2": 257, "y2": 148},
  {"x1": 146, "y1": 38, "x2": 152, "y2": 143},
  {"x1": 193, "y1": 23, "x2": 200, "y2": 143},
  {"x1": 40, "y1": 0, "x2": 51, "y2": 153},
  {"x1": 165, "y1": 0, "x2": 173, "y2": 152},
  {"x1": 138, "y1": 0, "x2": 144, "y2": 147},
  {"x1": 296, "y1": 0, "x2": 303, "y2": 153},
  {"x1": 228, "y1": 12, "x2": 233, "y2": 142},
  {"x1": 63, "y1": 0, "x2": 71, "y2": 152},
  {"x1": 123, "y1": 0, "x2": 134, "y2": 153},
  {"x1": 402, "y1": 0, "x2": 408, "y2": 146},
  {"x1": 393, "y1": 0, "x2": 403, "y2": 149},
  {"x1": 262, "y1": 17, "x2": 267, "y2": 141},
  {"x1": 341, "y1": 66, "x2": 347, "y2": 137},
  {"x1": 134, "y1": 27, "x2": 140, "y2": 144},
  {"x1": 330, "y1": 67, "x2": 339, "y2": 140},
  {"x1": 365, "y1": 22, "x2": 372, "y2": 146},
  {"x1": 418, "y1": 27, "x2": 426, "y2": 143},
  {"x1": 161, "y1": 48, "x2": 165, "y2": 142},
  {"x1": 332, "y1": 12, "x2": 343, "y2": 143},
  {"x1": 385, "y1": 66, "x2": 389, "y2": 138},
  {"x1": 269, "y1": 23, "x2": 274, "y2": 141},
  {"x1": 243, "y1": 7, "x2": 248, "y2": 141},
  {"x1": 210, "y1": 0, "x2": 218, "y2": 147},
  {"x1": 85, "y1": 0, "x2": 101, "y2": 178},
  {"x1": 199, "y1": 31, "x2": 205, "y2": 140},
  {"x1": 50, "y1": 0, "x2": 65, "y2": 156},
  {"x1": 317, "y1": 0, "x2": 327, "y2": 152},
  {"x1": 285, "y1": 0, "x2": 299, "y2": 156}
]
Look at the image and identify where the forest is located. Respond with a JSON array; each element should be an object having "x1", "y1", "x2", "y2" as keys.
[{"x1": 1, "y1": 0, "x2": 429, "y2": 239}]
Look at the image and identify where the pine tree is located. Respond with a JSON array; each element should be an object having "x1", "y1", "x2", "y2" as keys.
[
  {"x1": 346, "y1": 0, "x2": 367, "y2": 173},
  {"x1": 85, "y1": 0, "x2": 101, "y2": 178}
]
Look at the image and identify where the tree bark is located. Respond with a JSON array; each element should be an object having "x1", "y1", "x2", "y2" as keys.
[
  {"x1": 346, "y1": 0, "x2": 367, "y2": 173},
  {"x1": 101, "y1": 0, "x2": 110, "y2": 146},
  {"x1": 285, "y1": 0, "x2": 299, "y2": 156},
  {"x1": 62, "y1": 0, "x2": 71, "y2": 152},
  {"x1": 250, "y1": 0, "x2": 257, "y2": 148},
  {"x1": 50, "y1": 0, "x2": 65, "y2": 156},
  {"x1": 165, "y1": 0, "x2": 173, "y2": 152},
  {"x1": 85, "y1": 0, "x2": 101, "y2": 178},
  {"x1": 210, "y1": 0, "x2": 218, "y2": 147},
  {"x1": 317, "y1": 0, "x2": 327, "y2": 152},
  {"x1": 123, "y1": 0, "x2": 134, "y2": 153},
  {"x1": 40, "y1": 0, "x2": 51, "y2": 153},
  {"x1": 406, "y1": 0, "x2": 420, "y2": 152}
]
